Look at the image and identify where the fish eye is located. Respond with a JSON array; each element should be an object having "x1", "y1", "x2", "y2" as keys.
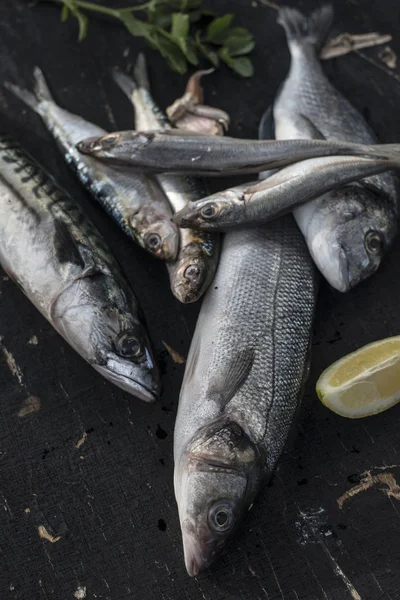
[
  {"x1": 184, "y1": 264, "x2": 201, "y2": 282},
  {"x1": 200, "y1": 203, "x2": 218, "y2": 219},
  {"x1": 145, "y1": 233, "x2": 162, "y2": 250},
  {"x1": 365, "y1": 231, "x2": 383, "y2": 254},
  {"x1": 114, "y1": 332, "x2": 142, "y2": 359},
  {"x1": 102, "y1": 135, "x2": 118, "y2": 146},
  {"x1": 208, "y1": 502, "x2": 235, "y2": 533}
]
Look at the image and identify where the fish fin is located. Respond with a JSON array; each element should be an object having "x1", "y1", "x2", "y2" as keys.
[
  {"x1": 5, "y1": 66, "x2": 54, "y2": 112},
  {"x1": 5, "y1": 81, "x2": 40, "y2": 111},
  {"x1": 212, "y1": 348, "x2": 255, "y2": 407},
  {"x1": 134, "y1": 53, "x2": 150, "y2": 90},
  {"x1": 258, "y1": 105, "x2": 275, "y2": 140},
  {"x1": 278, "y1": 4, "x2": 334, "y2": 50},
  {"x1": 111, "y1": 68, "x2": 136, "y2": 99},
  {"x1": 296, "y1": 114, "x2": 326, "y2": 139},
  {"x1": 32, "y1": 66, "x2": 54, "y2": 103}
]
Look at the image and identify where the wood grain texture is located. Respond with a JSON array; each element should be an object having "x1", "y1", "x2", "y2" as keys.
[{"x1": 0, "y1": 1, "x2": 399, "y2": 598}]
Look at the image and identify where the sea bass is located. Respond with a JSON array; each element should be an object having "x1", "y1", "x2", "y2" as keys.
[
  {"x1": 271, "y1": 5, "x2": 399, "y2": 291},
  {"x1": 113, "y1": 56, "x2": 220, "y2": 304},
  {"x1": 0, "y1": 137, "x2": 159, "y2": 402},
  {"x1": 173, "y1": 216, "x2": 317, "y2": 575},
  {"x1": 172, "y1": 153, "x2": 400, "y2": 231},
  {"x1": 6, "y1": 68, "x2": 179, "y2": 261}
]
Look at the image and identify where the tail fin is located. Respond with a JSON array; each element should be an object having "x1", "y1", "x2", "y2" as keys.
[
  {"x1": 277, "y1": 5, "x2": 334, "y2": 50},
  {"x1": 5, "y1": 66, "x2": 54, "y2": 112},
  {"x1": 133, "y1": 53, "x2": 150, "y2": 90},
  {"x1": 111, "y1": 68, "x2": 136, "y2": 100}
]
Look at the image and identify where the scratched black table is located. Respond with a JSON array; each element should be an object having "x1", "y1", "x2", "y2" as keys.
[{"x1": 0, "y1": 1, "x2": 399, "y2": 599}]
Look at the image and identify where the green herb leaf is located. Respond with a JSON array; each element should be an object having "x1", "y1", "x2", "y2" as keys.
[
  {"x1": 195, "y1": 33, "x2": 219, "y2": 67},
  {"x1": 183, "y1": 39, "x2": 199, "y2": 65},
  {"x1": 206, "y1": 14, "x2": 234, "y2": 44},
  {"x1": 224, "y1": 34, "x2": 255, "y2": 56},
  {"x1": 48, "y1": 0, "x2": 255, "y2": 76},
  {"x1": 219, "y1": 47, "x2": 253, "y2": 76},
  {"x1": 154, "y1": 33, "x2": 188, "y2": 73},
  {"x1": 121, "y1": 13, "x2": 155, "y2": 44},
  {"x1": 171, "y1": 12, "x2": 189, "y2": 39},
  {"x1": 76, "y1": 10, "x2": 88, "y2": 41},
  {"x1": 151, "y1": 5, "x2": 172, "y2": 28},
  {"x1": 61, "y1": 5, "x2": 69, "y2": 22},
  {"x1": 231, "y1": 56, "x2": 254, "y2": 77}
]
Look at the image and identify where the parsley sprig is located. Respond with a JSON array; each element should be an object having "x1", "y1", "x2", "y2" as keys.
[{"x1": 45, "y1": 0, "x2": 255, "y2": 76}]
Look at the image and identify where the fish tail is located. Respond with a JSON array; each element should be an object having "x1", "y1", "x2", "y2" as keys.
[
  {"x1": 6, "y1": 66, "x2": 55, "y2": 112},
  {"x1": 376, "y1": 144, "x2": 400, "y2": 165},
  {"x1": 111, "y1": 68, "x2": 136, "y2": 99},
  {"x1": 32, "y1": 66, "x2": 54, "y2": 103},
  {"x1": 133, "y1": 53, "x2": 150, "y2": 91},
  {"x1": 277, "y1": 5, "x2": 334, "y2": 51}
]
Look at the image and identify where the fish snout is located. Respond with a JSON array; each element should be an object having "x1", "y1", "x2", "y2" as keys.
[
  {"x1": 172, "y1": 206, "x2": 193, "y2": 228},
  {"x1": 76, "y1": 136, "x2": 106, "y2": 155}
]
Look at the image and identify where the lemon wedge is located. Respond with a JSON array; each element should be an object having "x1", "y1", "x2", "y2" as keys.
[{"x1": 316, "y1": 336, "x2": 400, "y2": 418}]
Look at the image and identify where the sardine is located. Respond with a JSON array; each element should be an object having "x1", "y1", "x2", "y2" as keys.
[
  {"x1": 0, "y1": 137, "x2": 159, "y2": 402},
  {"x1": 76, "y1": 128, "x2": 398, "y2": 176},
  {"x1": 271, "y1": 5, "x2": 400, "y2": 291},
  {"x1": 6, "y1": 68, "x2": 179, "y2": 261},
  {"x1": 172, "y1": 153, "x2": 400, "y2": 231},
  {"x1": 113, "y1": 56, "x2": 220, "y2": 304}
]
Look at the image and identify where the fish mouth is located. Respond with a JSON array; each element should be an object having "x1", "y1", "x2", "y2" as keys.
[
  {"x1": 171, "y1": 206, "x2": 194, "y2": 228},
  {"x1": 76, "y1": 136, "x2": 104, "y2": 155},
  {"x1": 182, "y1": 521, "x2": 227, "y2": 576},
  {"x1": 309, "y1": 231, "x2": 350, "y2": 292},
  {"x1": 94, "y1": 358, "x2": 159, "y2": 403}
]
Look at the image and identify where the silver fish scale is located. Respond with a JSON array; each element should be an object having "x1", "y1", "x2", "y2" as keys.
[
  {"x1": 0, "y1": 138, "x2": 134, "y2": 299},
  {"x1": 175, "y1": 216, "x2": 317, "y2": 473},
  {"x1": 275, "y1": 50, "x2": 398, "y2": 202}
]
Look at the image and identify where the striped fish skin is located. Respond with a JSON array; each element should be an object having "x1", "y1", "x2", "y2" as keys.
[
  {"x1": 6, "y1": 68, "x2": 179, "y2": 261},
  {"x1": 0, "y1": 137, "x2": 159, "y2": 402}
]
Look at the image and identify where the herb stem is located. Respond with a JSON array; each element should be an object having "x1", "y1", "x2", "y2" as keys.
[{"x1": 49, "y1": 0, "x2": 165, "y2": 18}]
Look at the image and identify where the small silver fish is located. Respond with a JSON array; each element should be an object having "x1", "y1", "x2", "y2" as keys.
[
  {"x1": 113, "y1": 55, "x2": 220, "y2": 304},
  {"x1": 271, "y1": 5, "x2": 400, "y2": 291},
  {"x1": 0, "y1": 137, "x2": 159, "y2": 402},
  {"x1": 6, "y1": 68, "x2": 179, "y2": 261},
  {"x1": 172, "y1": 154, "x2": 400, "y2": 235},
  {"x1": 76, "y1": 129, "x2": 395, "y2": 176}
]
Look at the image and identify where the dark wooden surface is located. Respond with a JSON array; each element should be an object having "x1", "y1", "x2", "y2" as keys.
[{"x1": 0, "y1": 1, "x2": 400, "y2": 598}]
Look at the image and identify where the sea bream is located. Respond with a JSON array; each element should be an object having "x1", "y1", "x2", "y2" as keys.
[
  {"x1": 113, "y1": 55, "x2": 221, "y2": 304},
  {"x1": 270, "y1": 4, "x2": 400, "y2": 291},
  {"x1": 0, "y1": 137, "x2": 159, "y2": 402},
  {"x1": 6, "y1": 68, "x2": 179, "y2": 261}
]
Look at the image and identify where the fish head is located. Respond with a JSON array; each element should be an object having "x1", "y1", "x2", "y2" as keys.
[
  {"x1": 129, "y1": 210, "x2": 179, "y2": 261},
  {"x1": 76, "y1": 130, "x2": 155, "y2": 162},
  {"x1": 52, "y1": 275, "x2": 160, "y2": 402},
  {"x1": 173, "y1": 190, "x2": 244, "y2": 230},
  {"x1": 175, "y1": 420, "x2": 263, "y2": 575},
  {"x1": 297, "y1": 185, "x2": 397, "y2": 292},
  {"x1": 169, "y1": 239, "x2": 215, "y2": 303},
  {"x1": 93, "y1": 321, "x2": 160, "y2": 403}
]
